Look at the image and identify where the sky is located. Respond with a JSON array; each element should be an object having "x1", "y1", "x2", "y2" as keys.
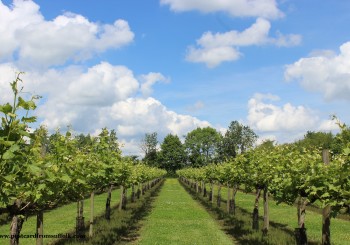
[{"x1": 1, "y1": 0, "x2": 350, "y2": 156}]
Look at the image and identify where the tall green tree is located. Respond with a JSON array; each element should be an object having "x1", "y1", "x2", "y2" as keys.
[
  {"x1": 184, "y1": 127, "x2": 222, "y2": 167},
  {"x1": 140, "y1": 132, "x2": 158, "y2": 166},
  {"x1": 158, "y1": 134, "x2": 186, "y2": 173},
  {"x1": 295, "y1": 131, "x2": 333, "y2": 150},
  {"x1": 220, "y1": 121, "x2": 257, "y2": 159}
]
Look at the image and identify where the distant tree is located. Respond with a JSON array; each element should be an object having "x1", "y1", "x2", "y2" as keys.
[
  {"x1": 184, "y1": 127, "x2": 222, "y2": 167},
  {"x1": 76, "y1": 133, "x2": 94, "y2": 150},
  {"x1": 123, "y1": 155, "x2": 141, "y2": 164},
  {"x1": 140, "y1": 132, "x2": 158, "y2": 166},
  {"x1": 158, "y1": 134, "x2": 186, "y2": 173},
  {"x1": 256, "y1": 139, "x2": 276, "y2": 150},
  {"x1": 220, "y1": 121, "x2": 258, "y2": 159},
  {"x1": 295, "y1": 131, "x2": 334, "y2": 150}
]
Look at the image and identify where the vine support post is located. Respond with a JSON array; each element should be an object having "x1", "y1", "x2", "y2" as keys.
[
  {"x1": 131, "y1": 184, "x2": 135, "y2": 203},
  {"x1": 295, "y1": 196, "x2": 308, "y2": 245},
  {"x1": 119, "y1": 185, "x2": 124, "y2": 211},
  {"x1": 231, "y1": 185, "x2": 237, "y2": 215},
  {"x1": 262, "y1": 186, "x2": 269, "y2": 235},
  {"x1": 322, "y1": 149, "x2": 331, "y2": 245},
  {"x1": 105, "y1": 184, "x2": 112, "y2": 220},
  {"x1": 89, "y1": 191, "x2": 94, "y2": 238},
  {"x1": 226, "y1": 185, "x2": 231, "y2": 213},
  {"x1": 217, "y1": 184, "x2": 221, "y2": 207},
  {"x1": 36, "y1": 210, "x2": 44, "y2": 245},
  {"x1": 76, "y1": 200, "x2": 84, "y2": 240},
  {"x1": 10, "y1": 213, "x2": 24, "y2": 245},
  {"x1": 209, "y1": 182, "x2": 214, "y2": 203},
  {"x1": 252, "y1": 188, "x2": 261, "y2": 230}
]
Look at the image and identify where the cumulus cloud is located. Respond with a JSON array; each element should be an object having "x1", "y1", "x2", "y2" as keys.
[
  {"x1": 318, "y1": 119, "x2": 339, "y2": 131},
  {"x1": 247, "y1": 93, "x2": 318, "y2": 132},
  {"x1": 0, "y1": 63, "x2": 20, "y2": 103},
  {"x1": 110, "y1": 97, "x2": 210, "y2": 137},
  {"x1": 0, "y1": 0, "x2": 134, "y2": 67},
  {"x1": 160, "y1": 0, "x2": 283, "y2": 19},
  {"x1": 0, "y1": 62, "x2": 210, "y2": 155},
  {"x1": 186, "y1": 18, "x2": 301, "y2": 67},
  {"x1": 140, "y1": 72, "x2": 170, "y2": 97},
  {"x1": 285, "y1": 41, "x2": 350, "y2": 101}
]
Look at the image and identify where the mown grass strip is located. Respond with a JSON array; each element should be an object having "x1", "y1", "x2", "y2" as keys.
[
  {"x1": 0, "y1": 188, "x2": 122, "y2": 245},
  {"x1": 55, "y1": 179, "x2": 165, "y2": 245},
  {"x1": 135, "y1": 178, "x2": 234, "y2": 245}
]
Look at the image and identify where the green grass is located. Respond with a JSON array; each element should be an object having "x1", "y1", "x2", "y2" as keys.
[
  {"x1": 55, "y1": 179, "x2": 165, "y2": 245},
  {"x1": 0, "y1": 188, "x2": 122, "y2": 245},
  {"x1": 197, "y1": 183, "x2": 349, "y2": 245},
  {"x1": 135, "y1": 178, "x2": 235, "y2": 245}
]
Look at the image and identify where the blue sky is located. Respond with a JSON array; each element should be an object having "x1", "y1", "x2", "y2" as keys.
[{"x1": 1, "y1": 0, "x2": 350, "y2": 155}]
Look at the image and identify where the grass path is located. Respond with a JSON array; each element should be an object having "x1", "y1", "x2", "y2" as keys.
[
  {"x1": 0, "y1": 188, "x2": 122, "y2": 245},
  {"x1": 135, "y1": 178, "x2": 234, "y2": 245}
]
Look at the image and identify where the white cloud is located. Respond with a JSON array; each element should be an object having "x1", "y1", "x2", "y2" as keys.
[
  {"x1": 186, "y1": 18, "x2": 301, "y2": 67},
  {"x1": 187, "y1": 46, "x2": 241, "y2": 68},
  {"x1": 66, "y1": 62, "x2": 139, "y2": 106},
  {"x1": 285, "y1": 41, "x2": 350, "y2": 101},
  {"x1": 110, "y1": 97, "x2": 210, "y2": 137},
  {"x1": 247, "y1": 93, "x2": 318, "y2": 132},
  {"x1": 140, "y1": 72, "x2": 170, "y2": 97},
  {"x1": 318, "y1": 119, "x2": 339, "y2": 131},
  {"x1": 0, "y1": 63, "x2": 19, "y2": 103},
  {"x1": 160, "y1": 0, "x2": 283, "y2": 19},
  {"x1": 0, "y1": 0, "x2": 134, "y2": 67},
  {"x1": 0, "y1": 61, "x2": 210, "y2": 156}
]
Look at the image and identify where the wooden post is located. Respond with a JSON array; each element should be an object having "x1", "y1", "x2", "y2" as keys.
[
  {"x1": 252, "y1": 188, "x2": 261, "y2": 230},
  {"x1": 295, "y1": 196, "x2": 308, "y2": 245},
  {"x1": 231, "y1": 185, "x2": 238, "y2": 215},
  {"x1": 119, "y1": 185, "x2": 124, "y2": 211},
  {"x1": 227, "y1": 185, "x2": 231, "y2": 213},
  {"x1": 263, "y1": 186, "x2": 269, "y2": 235},
  {"x1": 76, "y1": 200, "x2": 84, "y2": 239},
  {"x1": 217, "y1": 184, "x2": 221, "y2": 207},
  {"x1": 131, "y1": 184, "x2": 135, "y2": 203},
  {"x1": 10, "y1": 214, "x2": 24, "y2": 245},
  {"x1": 105, "y1": 184, "x2": 112, "y2": 220},
  {"x1": 89, "y1": 191, "x2": 94, "y2": 238},
  {"x1": 209, "y1": 182, "x2": 214, "y2": 203},
  {"x1": 322, "y1": 149, "x2": 331, "y2": 245},
  {"x1": 36, "y1": 210, "x2": 44, "y2": 245},
  {"x1": 37, "y1": 146, "x2": 45, "y2": 245},
  {"x1": 122, "y1": 187, "x2": 127, "y2": 209}
]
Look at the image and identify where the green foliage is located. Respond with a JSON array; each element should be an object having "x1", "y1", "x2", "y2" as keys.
[
  {"x1": 0, "y1": 73, "x2": 41, "y2": 209},
  {"x1": 141, "y1": 132, "x2": 158, "y2": 166},
  {"x1": 178, "y1": 142, "x2": 350, "y2": 218},
  {"x1": 158, "y1": 134, "x2": 186, "y2": 173},
  {"x1": 296, "y1": 130, "x2": 334, "y2": 150},
  {"x1": 184, "y1": 126, "x2": 222, "y2": 167},
  {"x1": 219, "y1": 120, "x2": 258, "y2": 160},
  {"x1": 1, "y1": 74, "x2": 166, "y2": 215}
]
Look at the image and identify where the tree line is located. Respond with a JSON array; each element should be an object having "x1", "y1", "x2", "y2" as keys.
[
  {"x1": 140, "y1": 116, "x2": 350, "y2": 175},
  {"x1": 140, "y1": 121, "x2": 258, "y2": 173}
]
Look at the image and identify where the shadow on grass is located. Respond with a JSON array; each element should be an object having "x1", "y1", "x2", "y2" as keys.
[
  {"x1": 179, "y1": 180, "x2": 321, "y2": 245},
  {"x1": 52, "y1": 179, "x2": 165, "y2": 245}
]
